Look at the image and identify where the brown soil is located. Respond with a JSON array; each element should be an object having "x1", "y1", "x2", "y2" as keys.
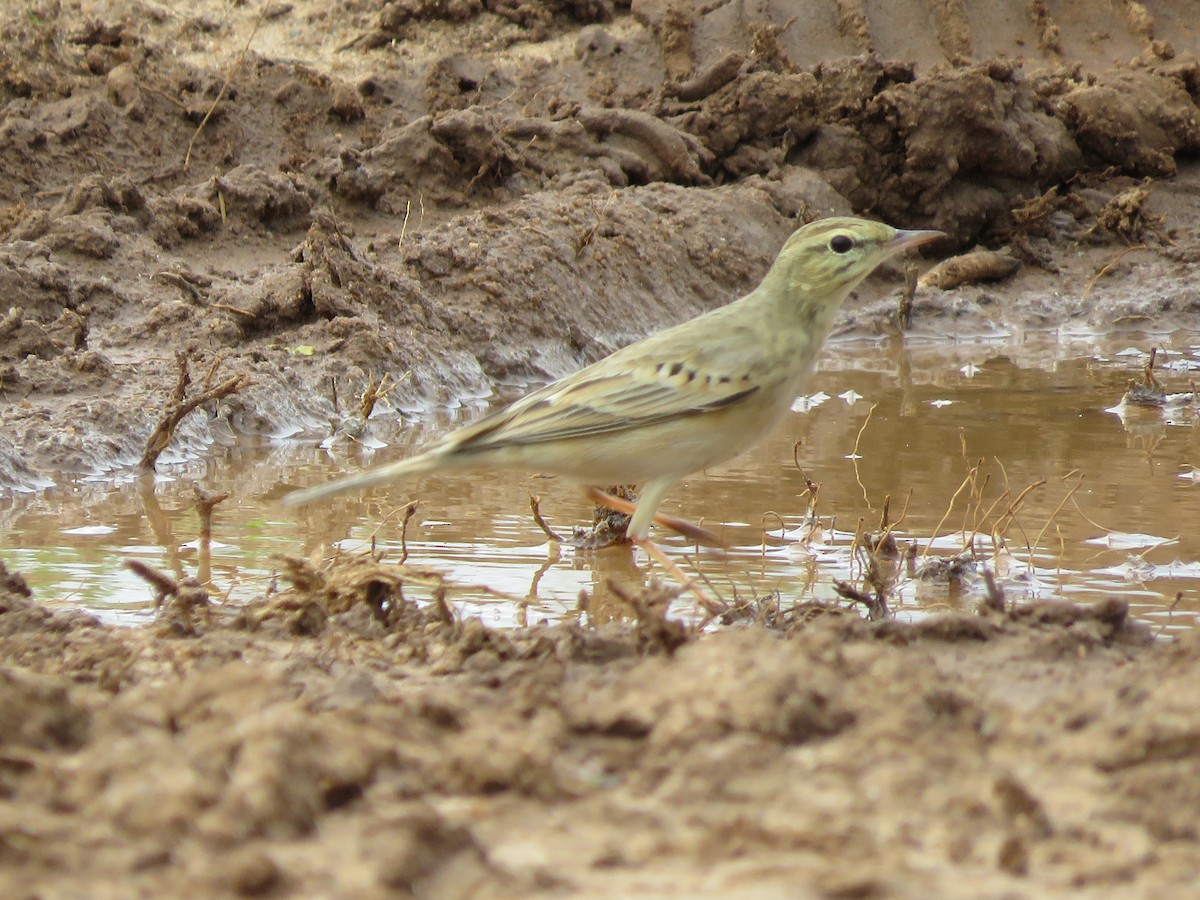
[{"x1": 4, "y1": 1, "x2": 1200, "y2": 896}]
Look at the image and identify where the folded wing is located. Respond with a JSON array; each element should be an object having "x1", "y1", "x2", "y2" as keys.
[{"x1": 442, "y1": 363, "x2": 758, "y2": 452}]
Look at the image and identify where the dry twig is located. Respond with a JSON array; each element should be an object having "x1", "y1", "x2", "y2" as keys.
[
  {"x1": 359, "y1": 371, "x2": 408, "y2": 423},
  {"x1": 137, "y1": 353, "x2": 249, "y2": 473}
]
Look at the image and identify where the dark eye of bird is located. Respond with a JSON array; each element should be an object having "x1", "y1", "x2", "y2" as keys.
[{"x1": 829, "y1": 234, "x2": 855, "y2": 254}]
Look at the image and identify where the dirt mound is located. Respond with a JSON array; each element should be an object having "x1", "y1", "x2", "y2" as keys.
[{"x1": 4, "y1": 553, "x2": 1199, "y2": 896}]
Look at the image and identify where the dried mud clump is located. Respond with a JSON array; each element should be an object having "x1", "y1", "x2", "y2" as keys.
[
  {"x1": 1054, "y1": 68, "x2": 1200, "y2": 175},
  {"x1": 376, "y1": 0, "x2": 615, "y2": 42},
  {"x1": 381, "y1": 0, "x2": 486, "y2": 30},
  {"x1": 666, "y1": 69, "x2": 819, "y2": 177},
  {"x1": 423, "y1": 53, "x2": 515, "y2": 114},
  {"x1": 239, "y1": 551, "x2": 441, "y2": 641},
  {"x1": 800, "y1": 61, "x2": 1083, "y2": 243},
  {"x1": 0, "y1": 306, "x2": 86, "y2": 361},
  {"x1": 207, "y1": 165, "x2": 316, "y2": 228}
]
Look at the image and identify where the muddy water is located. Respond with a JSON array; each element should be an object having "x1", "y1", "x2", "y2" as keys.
[{"x1": 3, "y1": 338, "x2": 1198, "y2": 632}]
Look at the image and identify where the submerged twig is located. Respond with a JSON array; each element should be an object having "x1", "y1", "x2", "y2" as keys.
[
  {"x1": 193, "y1": 484, "x2": 230, "y2": 544},
  {"x1": 833, "y1": 578, "x2": 888, "y2": 621},
  {"x1": 125, "y1": 558, "x2": 210, "y2": 628},
  {"x1": 430, "y1": 584, "x2": 455, "y2": 626},
  {"x1": 897, "y1": 263, "x2": 918, "y2": 330},
  {"x1": 982, "y1": 566, "x2": 1006, "y2": 614},
  {"x1": 919, "y1": 469, "x2": 976, "y2": 567},
  {"x1": 850, "y1": 402, "x2": 878, "y2": 507},
  {"x1": 1155, "y1": 591, "x2": 1184, "y2": 640},
  {"x1": 530, "y1": 494, "x2": 565, "y2": 543},
  {"x1": 987, "y1": 478, "x2": 1046, "y2": 549},
  {"x1": 398, "y1": 500, "x2": 418, "y2": 565},
  {"x1": 1028, "y1": 475, "x2": 1084, "y2": 570},
  {"x1": 193, "y1": 484, "x2": 230, "y2": 585},
  {"x1": 125, "y1": 558, "x2": 178, "y2": 605},
  {"x1": 760, "y1": 510, "x2": 787, "y2": 560}
]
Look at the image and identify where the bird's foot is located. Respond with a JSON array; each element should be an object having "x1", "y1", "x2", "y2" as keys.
[{"x1": 583, "y1": 487, "x2": 727, "y2": 549}]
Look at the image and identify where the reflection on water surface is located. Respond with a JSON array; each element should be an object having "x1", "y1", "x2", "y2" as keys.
[{"x1": 3, "y1": 337, "x2": 1198, "y2": 633}]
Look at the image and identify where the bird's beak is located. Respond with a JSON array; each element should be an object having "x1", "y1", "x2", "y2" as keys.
[{"x1": 887, "y1": 229, "x2": 945, "y2": 253}]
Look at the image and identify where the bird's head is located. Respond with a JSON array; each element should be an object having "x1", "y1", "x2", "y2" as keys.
[{"x1": 769, "y1": 216, "x2": 945, "y2": 303}]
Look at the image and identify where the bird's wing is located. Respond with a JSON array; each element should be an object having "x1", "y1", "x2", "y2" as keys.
[{"x1": 442, "y1": 359, "x2": 759, "y2": 453}]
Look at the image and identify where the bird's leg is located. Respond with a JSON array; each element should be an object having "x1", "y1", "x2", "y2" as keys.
[
  {"x1": 632, "y1": 535, "x2": 725, "y2": 617},
  {"x1": 583, "y1": 486, "x2": 726, "y2": 616},
  {"x1": 583, "y1": 487, "x2": 726, "y2": 549}
]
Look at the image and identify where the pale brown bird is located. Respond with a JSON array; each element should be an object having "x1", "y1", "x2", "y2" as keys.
[{"x1": 283, "y1": 216, "x2": 942, "y2": 558}]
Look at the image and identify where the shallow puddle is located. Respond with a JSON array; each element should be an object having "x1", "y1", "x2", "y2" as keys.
[{"x1": 4, "y1": 336, "x2": 1199, "y2": 633}]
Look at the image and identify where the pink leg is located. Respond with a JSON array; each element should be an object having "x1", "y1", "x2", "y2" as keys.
[{"x1": 632, "y1": 536, "x2": 725, "y2": 617}]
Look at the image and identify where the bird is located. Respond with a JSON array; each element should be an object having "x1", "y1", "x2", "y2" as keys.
[{"x1": 282, "y1": 216, "x2": 943, "y2": 568}]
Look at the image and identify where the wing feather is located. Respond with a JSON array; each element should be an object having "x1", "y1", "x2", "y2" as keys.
[
  {"x1": 434, "y1": 304, "x2": 770, "y2": 456},
  {"x1": 442, "y1": 365, "x2": 759, "y2": 453}
]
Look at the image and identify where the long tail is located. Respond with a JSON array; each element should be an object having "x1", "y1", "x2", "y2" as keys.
[{"x1": 280, "y1": 452, "x2": 445, "y2": 508}]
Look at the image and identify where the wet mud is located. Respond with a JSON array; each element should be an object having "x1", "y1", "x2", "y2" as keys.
[{"x1": 4, "y1": 1, "x2": 1200, "y2": 895}]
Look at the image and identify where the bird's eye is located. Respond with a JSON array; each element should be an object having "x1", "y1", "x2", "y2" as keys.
[{"x1": 829, "y1": 234, "x2": 855, "y2": 254}]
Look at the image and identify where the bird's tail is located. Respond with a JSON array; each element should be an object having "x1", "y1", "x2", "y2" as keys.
[{"x1": 280, "y1": 452, "x2": 444, "y2": 508}]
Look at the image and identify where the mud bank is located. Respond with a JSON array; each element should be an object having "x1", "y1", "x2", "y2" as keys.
[{"x1": 1, "y1": 1, "x2": 1199, "y2": 481}]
